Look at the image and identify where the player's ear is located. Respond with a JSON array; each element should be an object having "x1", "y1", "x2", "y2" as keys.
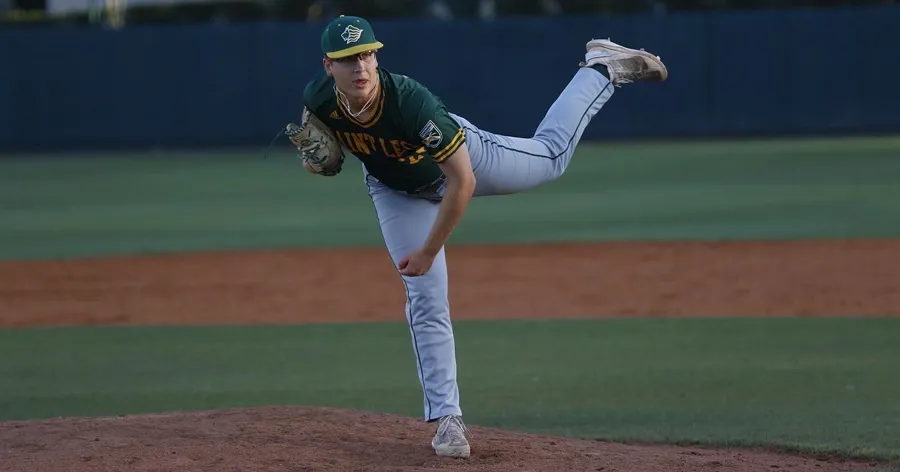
[{"x1": 323, "y1": 57, "x2": 333, "y2": 77}]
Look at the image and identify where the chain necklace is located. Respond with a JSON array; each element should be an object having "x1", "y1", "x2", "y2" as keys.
[{"x1": 335, "y1": 77, "x2": 379, "y2": 119}]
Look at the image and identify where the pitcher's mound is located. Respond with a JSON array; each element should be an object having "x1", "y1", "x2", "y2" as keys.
[{"x1": 0, "y1": 406, "x2": 881, "y2": 472}]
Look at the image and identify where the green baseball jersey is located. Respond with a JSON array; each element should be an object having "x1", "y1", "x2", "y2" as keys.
[{"x1": 302, "y1": 67, "x2": 465, "y2": 193}]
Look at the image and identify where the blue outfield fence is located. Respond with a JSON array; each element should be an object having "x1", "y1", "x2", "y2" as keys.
[{"x1": 1, "y1": 5, "x2": 899, "y2": 152}]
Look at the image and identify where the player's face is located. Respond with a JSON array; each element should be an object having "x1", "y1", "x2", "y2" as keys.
[{"x1": 325, "y1": 51, "x2": 379, "y2": 102}]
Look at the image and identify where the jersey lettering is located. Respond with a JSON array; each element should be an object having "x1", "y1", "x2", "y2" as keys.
[
  {"x1": 303, "y1": 67, "x2": 461, "y2": 192},
  {"x1": 335, "y1": 131, "x2": 426, "y2": 164}
]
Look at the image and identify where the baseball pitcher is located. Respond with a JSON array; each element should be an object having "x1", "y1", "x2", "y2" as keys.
[{"x1": 292, "y1": 14, "x2": 667, "y2": 459}]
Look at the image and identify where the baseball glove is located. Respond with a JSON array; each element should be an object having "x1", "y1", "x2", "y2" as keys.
[{"x1": 285, "y1": 109, "x2": 344, "y2": 176}]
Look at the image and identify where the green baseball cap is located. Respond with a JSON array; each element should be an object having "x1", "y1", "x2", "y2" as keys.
[{"x1": 321, "y1": 15, "x2": 384, "y2": 59}]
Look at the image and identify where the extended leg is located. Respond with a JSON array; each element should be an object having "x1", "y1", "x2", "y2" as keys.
[
  {"x1": 364, "y1": 174, "x2": 462, "y2": 422},
  {"x1": 453, "y1": 65, "x2": 613, "y2": 196},
  {"x1": 454, "y1": 39, "x2": 666, "y2": 197}
]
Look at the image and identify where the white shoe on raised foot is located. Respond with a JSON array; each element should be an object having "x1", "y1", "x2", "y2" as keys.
[
  {"x1": 582, "y1": 38, "x2": 668, "y2": 86},
  {"x1": 431, "y1": 415, "x2": 471, "y2": 458}
]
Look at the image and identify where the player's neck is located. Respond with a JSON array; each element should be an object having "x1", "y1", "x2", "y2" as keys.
[
  {"x1": 339, "y1": 77, "x2": 380, "y2": 121},
  {"x1": 350, "y1": 85, "x2": 378, "y2": 108}
]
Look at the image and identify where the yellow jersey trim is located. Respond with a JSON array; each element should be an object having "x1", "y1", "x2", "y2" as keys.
[
  {"x1": 336, "y1": 82, "x2": 384, "y2": 129},
  {"x1": 432, "y1": 128, "x2": 465, "y2": 162}
]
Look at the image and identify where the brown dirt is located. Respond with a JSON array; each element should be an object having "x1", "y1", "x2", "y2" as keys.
[
  {"x1": 1, "y1": 240, "x2": 899, "y2": 327},
  {"x1": 0, "y1": 406, "x2": 884, "y2": 472},
  {"x1": 1, "y1": 239, "x2": 898, "y2": 471}
]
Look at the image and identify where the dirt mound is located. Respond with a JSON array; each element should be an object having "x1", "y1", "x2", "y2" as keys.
[{"x1": 0, "y1": 406, "x2": 882, "y2": 472}]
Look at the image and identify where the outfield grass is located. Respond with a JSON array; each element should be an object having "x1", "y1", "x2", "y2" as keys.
[
  {"x1": 1, "y1": 318, "x2": 898, "y2": 460},
  {"x1": 1, "y1": 136, "x2": 900, "y2": 260}
]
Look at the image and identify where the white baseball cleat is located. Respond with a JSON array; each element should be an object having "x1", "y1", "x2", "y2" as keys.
[
  {"x1": 582, "y1": 38, "x2": 668, "y2": 86},
  {"x1": 432, "y1": 415, "x2": 471, "y2": 458}
]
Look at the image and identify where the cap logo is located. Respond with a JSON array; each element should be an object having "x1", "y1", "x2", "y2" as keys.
[{"x1": 341, "y1": 25, "x2": 363, "y2": 44}]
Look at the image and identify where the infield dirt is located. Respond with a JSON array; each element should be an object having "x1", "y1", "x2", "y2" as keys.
[{"x1": 1, "y1": 240, "x2": 897, "y2": 471}]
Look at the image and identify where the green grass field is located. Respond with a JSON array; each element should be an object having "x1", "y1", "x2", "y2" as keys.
[
  {"x1": 2, "y1": 319, "x2": 899, "y2": 460},
  {"x1": 2, "y1": 136, "x2": 899, "y2": 462},
  {"x1": 2, "y1": 136, "x2": 900, "y2": 259}
]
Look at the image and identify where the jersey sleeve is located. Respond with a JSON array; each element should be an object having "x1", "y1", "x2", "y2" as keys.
[
  {"x1": 402, "y1": 82, "x2": 465, "y2": 163},
  {"x1": 302, "y1": 71, "x2": 333, "y2": 121}
]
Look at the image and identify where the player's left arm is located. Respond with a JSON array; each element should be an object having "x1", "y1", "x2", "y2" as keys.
[
  {"x1": 400, "y1": 141, "x2": 474, "y2": 276},
  {"x1": 398, "y1": 86, "x2": 475, "y2": 276},
  {"x1": 421, "y1": 142, "x2": 475, "y2": 258}
]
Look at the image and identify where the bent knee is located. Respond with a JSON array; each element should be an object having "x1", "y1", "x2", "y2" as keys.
[
  {"x1": 534, "y1": 128, "x2": 573, "y2": 159},
  {"x1": 532, "y1": 137, "x2": 573, "y2": 178}
]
